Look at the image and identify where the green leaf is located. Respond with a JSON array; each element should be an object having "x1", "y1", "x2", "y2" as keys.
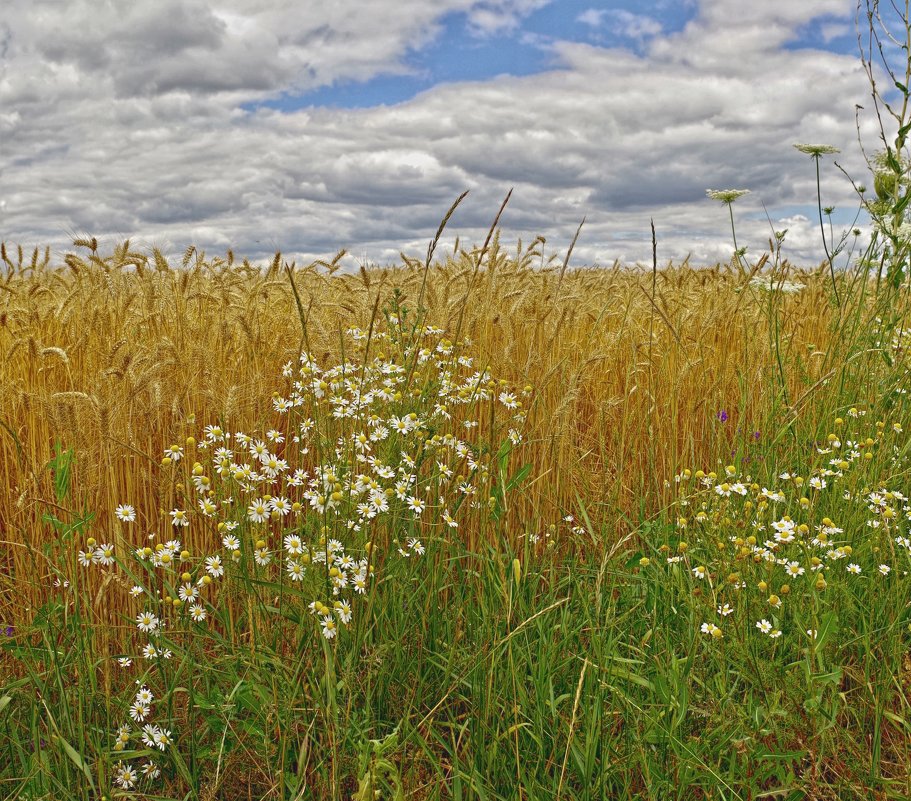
[
  {"x1": 505, "y1": 462, "x2": 531, "y2": 493},
  {"x1": 55, "y1": 733, "x2": 95, "y2": 790},
  {"x1": 815, "y1": 611, "x2": 838, "y2": 652}
]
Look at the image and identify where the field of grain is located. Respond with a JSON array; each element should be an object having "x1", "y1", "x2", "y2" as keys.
[{"x1": 1, "y1": 232, "x2": 910, "y2": 799}]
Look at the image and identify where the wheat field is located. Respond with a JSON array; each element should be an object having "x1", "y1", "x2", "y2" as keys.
[{"x1": 2, "y1": 235, "x2": 911, "y2": 799}]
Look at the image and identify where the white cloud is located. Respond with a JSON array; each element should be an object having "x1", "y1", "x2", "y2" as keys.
[
  {"x1": 0, "y1": 0, "x2": 891, "y2": 270},
  {"x1": 577, "y1": 9, "x2": 606, "y2": 28}
]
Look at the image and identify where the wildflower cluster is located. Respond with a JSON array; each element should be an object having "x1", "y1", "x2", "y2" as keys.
[
  {"x1": 61, "y1": 307, "x2": 531, "y2": 793},
  {"x1": 642, "y1": 413, "x2": 910, "y2": 647}
]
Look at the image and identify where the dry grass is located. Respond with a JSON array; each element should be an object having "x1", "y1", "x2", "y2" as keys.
[{"x1": 0, "y1": 239, "x2": 884, "y2": 625}]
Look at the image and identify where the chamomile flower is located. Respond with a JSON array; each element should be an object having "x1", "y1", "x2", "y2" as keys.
[
  {"x1": 756, "y1": 619, "x2": 773, "y2": 635},
  {"x1": 204, "y1": 555, "x2": 225, "y2": 578},
  {"x1": 95, "y1": 543, "x2": 116, "y2": 567},
  {"x1": 247, "y1": 498, "x2": 269, "y2": 523},
  {"x1": 170, "y1": 509, "x2": 189, "y2": 527},
  {"x1": 286, "y1": 560, "x2": 306, "y2": 581},
  {"x1": 115, "y1": 504, "x2": 137, "y2": 522},
  {"x1": 847, "y1": 563, "x2": 862, "y2": 575},
  {"x1": 190, "y1": 604, "x2": 207, "y2": 622},
  {"x1": 114, "y1": 763, "x2": 138, "y2": 789},
  {"x1": 136, "y1": 612, "x2": 159, "y2": 634},
  {"x1": 700, "y1": 622, "x2": 722, "y2": 638},
  {"x1": 222, "y1": 534, "x2": 240, "y2": 551},
  {"x1": 784, "y1": 561, "x2": 805, "y2": 578},
  {"x1": 879, "y1": 564, "x2": 891, "y2": 576},
  {"x1": 321, "y1": 615, "x2": 338, "y2": 639}
]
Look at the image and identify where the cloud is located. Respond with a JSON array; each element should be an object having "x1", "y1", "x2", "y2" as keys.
[
  {"x1": 577, "y1": 9, "x2": 607, "y2": 28},
  {"x1": 0, "y1": 0, "x2": 888, "y2": 270}
]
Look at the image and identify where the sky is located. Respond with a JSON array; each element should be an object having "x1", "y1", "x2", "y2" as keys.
[{"x1": 0, "y1": 0, "x2": 898, "y2": 269}]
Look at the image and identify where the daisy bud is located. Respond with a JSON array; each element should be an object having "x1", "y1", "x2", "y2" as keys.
[
  {"x1": 186, "y1": 437, "x2": 196, "y2": 447},
  {"x1": 180, "y1": 550, "x2": 190, "y2": 560},
  {"x1": 639, "y1": 557, "x2": 650, "y2": 567},
  {"x1": 162, "y1": 457, "x2": 171, "y2": 466},
  {"x1": 87, "y1": 537, "x2": 97, "y2": 548},
  {"x1": 181, "y1": 572, "x2": 191, "y2": 582},
  {"x1": 757, "y1": 581, "x2": 768, "y2": 592}
]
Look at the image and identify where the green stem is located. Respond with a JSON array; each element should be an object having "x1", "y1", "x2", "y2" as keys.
[{"x1": 815, "y1": 156, "x2": 841, "y2": 306}]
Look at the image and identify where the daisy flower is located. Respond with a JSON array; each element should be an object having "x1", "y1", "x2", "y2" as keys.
[
  {"x1": 204, "y1": 555, "x2": 225, "y2": 578},
  {"x1": 115, "y1": 504, "x2": 136, "y2": 522},
  {"x1": 247, "y1": 498, "x2": 269, "y2": 524},
  {"x1": 136, "y1": 612, "x2": 159, "y2": 634}
]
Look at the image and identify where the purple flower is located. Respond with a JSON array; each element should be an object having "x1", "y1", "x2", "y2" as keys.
[
  {"x1": 3, "y1": 626, "x2": 13, "y2": 636},
  {"x1": 753, "y1": 431, "x2": 761, "y2": 441},
  {"x1": 717, "y1": 410, "x2": 729, "y2": 423}
]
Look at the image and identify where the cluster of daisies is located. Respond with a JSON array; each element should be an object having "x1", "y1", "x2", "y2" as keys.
[
  {"x1": 65, "y1": 316, "x2": 531, "y2": 792},
  {"x1": 640, "y1": 411, "x2": 909, "y2": 644}
]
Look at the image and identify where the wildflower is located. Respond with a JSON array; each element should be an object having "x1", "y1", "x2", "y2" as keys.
[
  {"x1": 756, "y1": 619, "x2": 773, "y2": 635},
  {"x1": 116, "y1": 504, "x2": 136, "y2": 522},
  {"x1": 190, "y1": 604, "x2": 207, "y2": 622},
  {"x1": 178, "y1": 583, "x2": 198, "y2": 602},
  {"x1": 692, "y1": 565, "x2": 707, "y2": 580},
  {"x1": 879, "y1": 564, "x2": 891, "y2": 576},
  {"x1": 247, "y1": 498, "x2": 269, "y2": 523},
  {"x1": 847, "y1": 563, "x2": 862, "y2": 575},
  {"x1": 78, "y1": 550, "x2": 92, "y2": 567},
  {"x1": 784, "y1": 561, "x2": 805, "y2": 578},
  {"x1": 706, "y1": 189, "x2": 750, "y2": 204},
  {"x1": 808, "y1": 476, "x2": 827, "y2": 490},
  {"x1": 204, "y1": 555, "x2": 225, "y2": 578},
  {"x1": 716, "y1": 409, "x2": 729, "y2": 422},
  {"x1": 164, "y1": 444, "x2": 184, "y2": 461},
  {"x1": 700, "y1": 622, "x2": 723, "y2": 638},
  {"x1": 717, "y1": 603, "x2": 733, "y2": 617},
  {"x1": 95, "y1": 543, "x2": 116, "y2": 566},
  {"x1": 142, "y1": 762, "x2": 161, "y2": 779},
  {"x1": 254, "y1": 547, "x2": 272, "y2": 566},
  {"x1": 321, "y1": 615, "x2": 338, "y2": 639},
  {"x1": 407, "y1": 495, "x2": 426, "y2": 515},
  {"x1": 269, "y1": 496, "x2": 291, "y2": 516},
  {"x1": 114, "y1": 763, "x2": 138, "y2": 789},
  {"x1": 117, "y1": 657, "x2": 133, "y2": 668},
  {"x1": 408, "y1": 538, "x2": 425, "y2": 555},
  {"x1": 793, "y1": 143, "x2": 840, "y2": 157},
  {"x1": 335, "y1": 600, "x2": 353, "y2": 624},
  {"x1": 135, "y1": 687, "x2": 154, "y2": 705},
  {"x1": 129, "y1": 702, "x2": 150, "y2": 722},
  {"x1": 287, "y1": 560, "x2": 306, "y2": 581},
  {"x1": 170, "y1": 509, "x2": 189, "y2": 527},
  {"x1": 130, "y1": 585, "x2": 144, "y2": 597},
  {"x1": 807, "y1": 629, "x2": 817, "y2": 639},
  {"x1": 136, "y1": 611, "x2": 159, "y2": 634},
  {"x1": 222, "y1": 534, "x2": 240, "y2": 551}
]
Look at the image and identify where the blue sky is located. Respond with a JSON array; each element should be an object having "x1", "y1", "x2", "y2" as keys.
[
  {"x1": 253, "y1": 1, "x2": 698, "y2": 111},
  {"x1": 0, "y1": 0, "x2": 896, "y2": 267}
]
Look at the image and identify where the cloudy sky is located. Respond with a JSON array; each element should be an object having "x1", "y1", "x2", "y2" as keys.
[{"x1": 0, "y1": 0, "x2": 897, "y2": 268}]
